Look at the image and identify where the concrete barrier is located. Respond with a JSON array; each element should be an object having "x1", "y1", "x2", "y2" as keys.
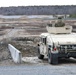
[{"x1": 8, "y1": 44, "x2": 22, "y2": 63}]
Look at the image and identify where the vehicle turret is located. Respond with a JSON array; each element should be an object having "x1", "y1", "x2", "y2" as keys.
[{"x1": 46, "y1": 17, "x2": 72, "y2": 34}]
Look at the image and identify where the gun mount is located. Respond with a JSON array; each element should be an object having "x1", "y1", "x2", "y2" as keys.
[{"x1": 46, "y1": 18, "x2": 72, "y2": 34}]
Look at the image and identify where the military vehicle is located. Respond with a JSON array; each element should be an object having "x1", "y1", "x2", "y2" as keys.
[{"x1": 38, "y1": 18, "x2": 76, "y2": 64}]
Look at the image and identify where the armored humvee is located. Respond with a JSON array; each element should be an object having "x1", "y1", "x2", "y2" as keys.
[{"x1": 38, "y1": 18, "x2": 76, "y2": 64}]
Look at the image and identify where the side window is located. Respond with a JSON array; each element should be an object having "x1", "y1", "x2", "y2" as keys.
[{"x1": 41, "y1": 37, "x2": 46, "y2": 45}]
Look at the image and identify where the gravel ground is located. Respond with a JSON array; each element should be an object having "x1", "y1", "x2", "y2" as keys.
[
  {"x1": 1, "y1": 38, "x2": 76, "y2": 66},
  {"x1": 0, "y1": 38, "x2": 76, "y2": 75},
  {"x1": 0, "y1": 37, "x2": 39, "y2": 65},
  {"x1": 0, "y1": 41, "x2": 20, "y2": 66},
  {"x1": 0, "y1": 63, "x2": 76, "y2": 75},
  {"x1": 9, "y1": 39, "x2": 38, "y2": 57}
]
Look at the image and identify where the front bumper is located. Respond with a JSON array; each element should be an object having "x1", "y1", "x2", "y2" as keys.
[
  {"x1": 57, "y1": 44, "x2": 76, "y2": 57},
  {"x1": 58, "y1": 52, "x2": 76, "y2": 58}
]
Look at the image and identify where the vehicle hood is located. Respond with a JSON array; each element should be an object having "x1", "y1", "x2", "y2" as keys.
[{"x1": 50, "y1": 33, "x2": 76, "y2": 44}]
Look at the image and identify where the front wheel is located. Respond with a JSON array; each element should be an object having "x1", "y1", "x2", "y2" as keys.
[
  {"x1": 38, "y1": 47, "x2": 44, "y2": 59},
  {"x1": 48, "y1": 50, "x2": 58, "y2": 65}
]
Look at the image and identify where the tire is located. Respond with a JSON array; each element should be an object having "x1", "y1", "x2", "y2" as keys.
[
  {"x1": 48, "y1": 50, "x2": 58, "y2": 65},
  {"x1": 38, "y1": 47, "x2": 44, "y2": 59}
]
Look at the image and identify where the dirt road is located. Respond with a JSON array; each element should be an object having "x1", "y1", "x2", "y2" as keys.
[{"x1": 0, "y1": 58, "x2": 76, "y2": 75}]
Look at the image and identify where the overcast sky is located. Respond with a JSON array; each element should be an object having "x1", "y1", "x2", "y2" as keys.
[{"x1": 0, "y1": 0, "x2": 76, "y2": 7}]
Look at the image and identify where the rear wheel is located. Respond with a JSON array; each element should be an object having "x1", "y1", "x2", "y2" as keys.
[{"x1": 38, "y1": 47, "x2": 44, "y2": 59}]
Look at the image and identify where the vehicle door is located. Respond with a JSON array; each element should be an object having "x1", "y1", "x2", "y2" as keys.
[{"x1": 39, "y1": 37, "x2": 47, "y2": 55}]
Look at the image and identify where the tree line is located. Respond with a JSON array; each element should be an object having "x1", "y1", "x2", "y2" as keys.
[{"x1": 0, "y1": 5, "x2": 76, "y2": 15}]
